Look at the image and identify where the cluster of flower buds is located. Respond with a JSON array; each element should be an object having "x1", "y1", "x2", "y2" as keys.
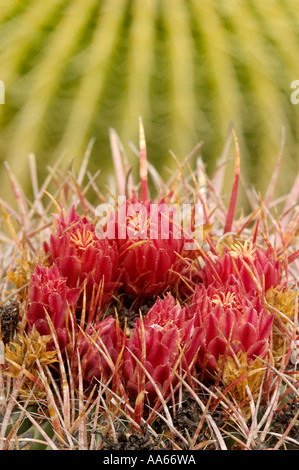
[{"x1": 25, "y1": 200, "x2": 283, "y2": 407}]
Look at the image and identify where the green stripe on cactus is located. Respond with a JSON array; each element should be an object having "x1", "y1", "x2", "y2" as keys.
[{"x1": 0, "y1": 0, "x2": 298, "y2": 208}]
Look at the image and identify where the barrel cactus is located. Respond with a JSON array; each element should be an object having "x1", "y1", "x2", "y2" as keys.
[{"x1": 0, "y1": 0, "x2": 298, "y2": 207}]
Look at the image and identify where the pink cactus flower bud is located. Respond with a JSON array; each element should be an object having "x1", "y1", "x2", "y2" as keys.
[
  {"x1": 188, "y1": 284, "x2": 274, "y2": 378},
  {"x1": 123, "y1": 293, "x2": 203, "y2": 404},
  {"x1": 26, "y1": 264, "x2": 80, "y2": 350},
  {"x1": 115, "y1": 193, "x2": 194, "y2": 299},
  {"x1": 43, "y1": 206, "x2": 120, "y2": 306},
  {"x1": 79, "y1": 316, "x2": 124, "y2": 384},
  {"x1": 201, "y1": 243, "x2": 281, "y2": 295}
]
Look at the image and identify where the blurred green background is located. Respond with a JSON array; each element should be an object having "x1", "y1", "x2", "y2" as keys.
[{"x1": 0, "y1": 0, "x2": 299, "y2": 208}]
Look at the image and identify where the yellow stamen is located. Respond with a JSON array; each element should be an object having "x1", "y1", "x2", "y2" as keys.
[{"x1": 70, "y1": 226, "x2": 95, "y2": 252}]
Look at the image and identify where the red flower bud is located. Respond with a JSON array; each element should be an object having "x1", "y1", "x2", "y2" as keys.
[
  {"x1": 26, "y1": 264, "x2": 80, "y2": 350},
  {"x1": 201, "y1": 243, "x2": 281, "y2": 294},
  {"x1": 188, "y1": 284, "x2": 274, "y2": 378},
  {"x1": 43, "y1": 206, "x2": 120, "y2": 306},
  {"x1": 79, "y1": 316, "x2": 124, "y2": 383},
  {"x1": 115, "y1": 194, "x2": 193, "y2": 299},
  {"x1": 123, "y1": 294, "x2": 203, "y2": 404}
]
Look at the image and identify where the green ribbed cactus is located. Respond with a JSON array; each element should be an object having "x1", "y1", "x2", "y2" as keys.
[{"x1": 0, "y1": 0, "x2": 299, "y2": 204}]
